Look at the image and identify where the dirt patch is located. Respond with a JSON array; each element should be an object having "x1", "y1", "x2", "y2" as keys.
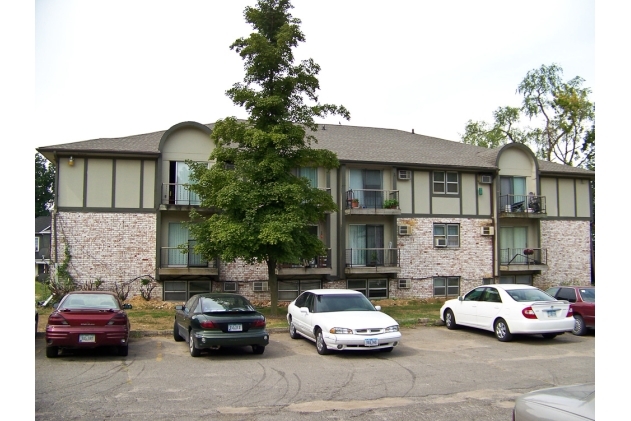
[{"x1": 126, "y1": 295, "x2": 179, "y2": 310}]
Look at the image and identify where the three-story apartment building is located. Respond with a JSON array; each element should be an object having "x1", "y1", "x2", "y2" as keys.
[{"x1": 37, "y1": 121, "x2": 594, "y2": 302}]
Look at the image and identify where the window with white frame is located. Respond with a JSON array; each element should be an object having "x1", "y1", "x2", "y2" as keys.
[
  {"x1": 163, "y1": 280, "x2": 211, "y2": 301},
  {"x1": 35, "y1": 237, "x2": 40, "y2": 253},
  {"x1": 433, "y1": 171, "x2": 458, "y2": 194},
  {"x1": 278, "y1": 280, "x2": 321, "y2": 301},
  {"x1": 348, "y1": 279, "x2": 388, "y2": 299},
  {"x1": 433, "y1": 277, "x2": 460, "y2": 297},
  {"x1": 433, "y1": 224, "x2": 460, "y2": 248}
]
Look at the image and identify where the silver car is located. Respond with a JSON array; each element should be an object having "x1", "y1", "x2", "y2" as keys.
[{"x1": 512, "y1": 383, "x2": 594, "y2": 421}]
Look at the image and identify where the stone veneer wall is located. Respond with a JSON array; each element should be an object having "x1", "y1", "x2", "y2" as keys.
[
  {"x1": 535, "y1": 220, "x2": 592, "y2": 289},
  {"x1": 393, "y1": 217, "x2": 494, "y2": 299},
  {"x1": 51, "y1": 212, "x2": 158, "y2": 298}
]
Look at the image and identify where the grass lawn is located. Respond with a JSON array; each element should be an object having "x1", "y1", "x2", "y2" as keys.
[{"x1": 35, "y1": 282, "x2": 445, "y2": 332}]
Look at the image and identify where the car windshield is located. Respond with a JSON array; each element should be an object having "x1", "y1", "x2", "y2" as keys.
[
  {"x1": 59, "y1": 294, "x2": 120, "y2": 310},
  {"x1": 315, "y1": 294, "x2": 375, "y2": 313},
  {"x1": 199, "y1": 296, "x2": 255, "y2": 312},
  {"x1": 506, "y1": 288, "x2": 556, "y2": 302},
  {"x1": 579, "y1": 288, "x2": 595, "y2": 302}
]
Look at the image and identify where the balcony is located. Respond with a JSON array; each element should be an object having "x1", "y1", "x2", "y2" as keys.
[
  {"x1": 500, "y1": 194, "x2": 546, "y2": 218},
  {"x1": 161, "y1": 183, "x2": 201, "y2": 207},
  {"x1": 345, "y1": 190, "x2": 400, "y2": 215},
  {"x1": 277, "y1": 249, "x2": 332, "y2": 276},
  {"x1": 344, "y1": 248, "x2": 401, "y2": 275},
  {"x1": 158, "y1": 245, "x2": 218, "y2": 277},
  {"x1": 500, "y1": 248, "x2": 547, "y2": 271}
]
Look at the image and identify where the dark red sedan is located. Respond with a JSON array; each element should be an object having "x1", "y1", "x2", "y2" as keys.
[
  {"x1": 546, "y1": 286, "x2": 595, "y2": 336},
  {"x1": 45, "y1": 291, "x2": 132, "y2": 358}
]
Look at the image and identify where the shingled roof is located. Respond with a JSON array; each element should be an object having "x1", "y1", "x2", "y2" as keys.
[{"x1": 37, "y1": 122, "x2": 594, "y2": 177}]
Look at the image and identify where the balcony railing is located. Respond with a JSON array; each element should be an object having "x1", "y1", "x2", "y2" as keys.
[
  {"x1": 500, "y1": 194, "x2": 546, "y2": 214},
  {"x1": 160, "y1": 245, "x2": 217, "y2": 268},
  {"x1": 345, "y1": 248, "x2": 400, "y2": 267},
  {"x1": 500, "y1": 248, "x2": 547, "y2": 265},
  {"x1": 345, "y1": 189, "x2": 399, "y2": 210},
  {"x1": 162, "y1": 183, "x2": 201, "y2": 206},
  {"x1": 278, "y1": 249, "x2": 331, "y2": 269}
]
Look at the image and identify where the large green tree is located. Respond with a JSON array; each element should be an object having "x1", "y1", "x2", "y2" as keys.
[
  {"x1": 187, "y1": 0, "x2": 349, "y2": 314},
  {"x1": 35, "y1": 153, "x2": 55, "y2": 217},
  {"x1": 461, "y1": 64, "x2": 595, "y2": 169}
]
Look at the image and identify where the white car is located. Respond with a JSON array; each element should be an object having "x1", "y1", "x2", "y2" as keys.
[
  {"x1": 286, "y1": 289, "x2": 402, "y2": 354},
  {"x1": 512, "y1": 383, "x2": 595, "y2": 421},
  {"x1": 439, "y1": 284, "x2": 574, "y2": 342}
]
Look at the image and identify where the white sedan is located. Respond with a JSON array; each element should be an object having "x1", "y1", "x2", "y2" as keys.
[
  {"x1": 439, "y1": 284, "x2": 574, "y2": 342},
  {"x1": 286, "y1": 289, "x2": 401, "y2": 354}
]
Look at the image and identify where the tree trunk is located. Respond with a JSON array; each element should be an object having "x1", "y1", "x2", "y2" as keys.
[{"x1": 267, "y1": 259, "x2": 278, "y2": 316}]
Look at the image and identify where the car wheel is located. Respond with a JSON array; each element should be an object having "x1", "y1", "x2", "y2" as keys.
[
  {"x1": 494, "y1": 318, "x2": 513, "y2": 342},
  {"x1": 189, "y1": 331, "x2": 200, "y2": 357},
  {"x1": 173, "y1": 321, "x2": 184, "y2": 342},
  {"x1": 46, "y1": 346, "x2": 58, "y2": 358},
  {"x1": 315, "y1": 329, "x2": 329, "y2": 355},
  {"x1": 289, "y1": 320, "x2": 300, "y2": 339},
  {"x1": 118, "y1": 345, "x2": 129, "y2": 356},
  {"x1": 444, "y1": 309, "x2": 458, "y2": 330},
  {"x1": 572, "y1": 314, "x2": 587, "y2": 336},
  {"x1": 252, "y1": 345, "x2": 265, "y2": 355},
  {"x1": 541, "y1": 333, "x2": 557, "y2": 339}
]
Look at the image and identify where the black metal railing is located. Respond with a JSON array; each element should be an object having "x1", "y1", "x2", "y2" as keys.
[
  {"x1": 345, "y1": 248, "x2": 400, "y2": 267},
  {"x1": 500, "y1": 194, "x2": 546, "y2": 214},
  {"x1": 162, "y1": 183, "x2": 201, "y2": 205},
  {"x1": 500, "y1": 248, "x2": 547, "y2": 265},
  {"x1": 346, "y1": 189, "x2": 399, "y2": 210},
  {"x1": 278, "y1": 249, "x2": 331, "y2": 269},
  {"x1": 160, "y1": 245, "x2": 217, "y2": 268}
]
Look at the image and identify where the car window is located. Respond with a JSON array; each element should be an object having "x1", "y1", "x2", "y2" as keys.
[
  {"x1": 545, "y1": 287, "x2": 560, "y2": 297},
  {"x1": 59, "y1": 294, "x2": 120, "y2": 310},
  {"x1": 506, "y1": 288, "x2": 555, "y2": 302},
  {"x1": 304, "y1": 293, "x2": 314, "y2": 312},
  {"x1": 315, "y1": 294, "x2": 375, "y2": 312},
  {"x1": 294, "y1": 292, "x2": 308, "y2": 308},
  {"x1": 481, "y1": 288, "x2": 502, "y2": 303},
  {"x1": 199, "y1": 296, "x2": 254, "y2": 312},
  {"x1": 185, "y1": 296, "x2": 196, "y2": 312},
  {"x1": 463, "y1": 287, "x2": 485, "y2": 301},
  {"x1": 578, "y1": 288, "x2": 595, "y2": 303},
  {"x1": 556, "y1": 288, "x2": 577, "y2": 302}
]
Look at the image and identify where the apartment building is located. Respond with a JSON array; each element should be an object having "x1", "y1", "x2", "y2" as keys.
[{"x1": 37, "y1": 121, "x2": 594, "y2": 302}]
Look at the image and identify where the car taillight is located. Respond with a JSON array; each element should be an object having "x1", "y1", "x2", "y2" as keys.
[
  {"x1": 521, "y1": 306, "x2": 538, "y2": 319},
  {"x1": 47, "y1": 313, "x2": 69, "y2": 326},
  {"x1": 107, "y1": 312, "x2": 129, "y2": 325},
  {"x1": 250, "y1": 320, "x2": 266, "y2": 328},
  {"x1": 200, "y1": 320, "x2": 218, "y2": 328},
  {"x1": 566, "y1": 306, "x2": 574, "y2": 317}
]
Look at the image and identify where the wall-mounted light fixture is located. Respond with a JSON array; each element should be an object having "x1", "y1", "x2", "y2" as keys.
[{"x1": 68, "y1": 156, "x2": 74, "y2": 166}]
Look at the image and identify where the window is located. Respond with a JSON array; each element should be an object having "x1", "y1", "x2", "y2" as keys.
[
  {"x1": 557, "y1": 287, "x2": 578, "y2": 303},
  {"x1": 349, "y1": 169, "x2": 383, "y2": 207},
  {"x1": 433, "y1": 224, "x2": 459, "y2": 248},
  {"x1": 278, "y1": 280, "x2": 321, "y2": 301},
  {"x1": 500, "y1": 176, "x2": 526, "y2": 209},
  {"x1": 348, "y1": 279, "x2": 388, "y2": 299},
  {"x1": 35, "y1": 237, "x2": 40, "y2": 253},
  {"x1": 163, "y1": 280, "x2": 211, "y2": 301},
  {"x1": 499, "y1": 275, "x2": 532, "y2": 285},
  {"x1": 433, "y1": 277, "x2": 460, "y2": 297},
  {"x1": 349, "y1": 224, "x2": 384, "y2": 265},
  {"x1": 433, "y1": 171, "x2": 458, "y2": 194},
  {"x1": 296, "y1": 167, "x2": 318, "y2": 187}
]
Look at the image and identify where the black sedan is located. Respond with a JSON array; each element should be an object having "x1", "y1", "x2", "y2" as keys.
[{"x1": 173, "y1": 293, "x2": 269, "y2": 357}]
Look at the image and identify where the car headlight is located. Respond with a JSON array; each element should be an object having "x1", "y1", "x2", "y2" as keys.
[
  {"x1": 385, "y1": 325, "x2": 399, "y2": 333},
  {"x1": 329, "y1": 327, "x2": 353, "y2": 334}
]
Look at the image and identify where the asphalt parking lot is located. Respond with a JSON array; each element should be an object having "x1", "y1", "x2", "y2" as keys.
[{"x1": 35, "y1": 326, "x2": 595, "y2": 421}]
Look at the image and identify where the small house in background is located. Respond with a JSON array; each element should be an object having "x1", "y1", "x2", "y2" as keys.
[{"x1": 35, "y1": 216, "x2": 51, "y2": 282}]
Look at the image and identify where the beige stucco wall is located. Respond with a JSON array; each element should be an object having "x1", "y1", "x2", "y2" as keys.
[
  {"x1": 432, "y1": 196, "x2": 460, "y2": 214},
  {"x1": 161, "y1": 127, "x2": 214, "y2": 185},
  {"x1": 143, "y1": 160, "x2": 156, "y2": 208},
  {"x1": 86, "y1": 159, "x2": 113, "y2": 208},
  {"x1": 576, "y1": 179, "x2": 591, "y2": 217},
  {"x1": 540, "y1": 178, "x2": 558, "y2": 216},
  {"x1": 397, "y1": 176, "x2": 413, "y2": 213},
  {"x1": 58, "y1": 157, "x2": 84, "y2": 207},
  {"x1": 558, "y1": 178, "x2": 576, "y2": 217},
  {"x1": 461, "y1": 173, "x2": 476, "y2": 215},
  {"x1": 477, "y1": 182, "x2": 492, "y2": 215},
  {"x1": 114, "y1": 160, "x2": 141, "y2": 208}
]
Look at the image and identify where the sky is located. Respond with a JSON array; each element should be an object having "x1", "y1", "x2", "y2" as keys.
[{"x1": 31, "y1": 0, "x2": 596, "y2": 148}]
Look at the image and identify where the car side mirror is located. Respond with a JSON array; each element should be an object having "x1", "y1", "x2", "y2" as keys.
[
  {"x1": 458, "y1": 296, "x2": 464, "y2": 301},
  {"x1": 175, "y1": 305, "x2": 184, "y2": 311},
  {"x1": 122, "y1": 304, "x2": 132, "y2": 310},
  {"x1": 52, "y1": 302, "x2": 59, "y2": 309},
  {"x1": 374, "y1": 305, "x2": 382, "y2": 311},
  {"x1": 299, "y1": 306, "x2": 309, "y2": 314}
]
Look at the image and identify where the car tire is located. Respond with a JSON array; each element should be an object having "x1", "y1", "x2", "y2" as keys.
[
  {"x1": 315, "y1": 329, "x2": 329, "y2": 355},
  {"x1": 173, "y1": 321, "x2": 184, "y2": 342},
  {"x1": 444, "y1": 309, "x2": 458, "y2": 330},
  {"x1": 118, "y1": 345, "x2": 129, "y2": 356},
  {"x1": 252, "y1": 345, "x2": 265, "y2": 355},
  {"x1": 572, "y1": 314, "x2": 587, "y2": 336},
  {"x1": 46, "y1": 346, "x2": 58, "y2": 358},
  {"x1": 189, "y1": 331, "x2": 200, "y2": 357},
  {"x1": 541, "y1": 333, "x2": 557, "y2": 339},
  {"x1": 494, "y1": 318, "x2": 513, "y2": 342},
  {"x1": 289, "y1": 320, "x2": 300, "y2": 339}
]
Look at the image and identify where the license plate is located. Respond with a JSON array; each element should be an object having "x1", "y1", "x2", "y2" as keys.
[
  {"x1": 546, "y1": 310, "x2": 557, "y2": 317},
  {"x1": 364, "y1": 338, "x2": 379, "y2": 347},
  {"x1": 79, "y1": 334, "x2": 95, "y2": 343},
  {"x1": 228, "y1": 324, "x2": 242, "y2": 332}
]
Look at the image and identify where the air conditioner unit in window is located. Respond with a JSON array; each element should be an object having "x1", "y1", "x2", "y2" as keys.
[
  {"x1": 398, "y1": 225, "x2": 411, "y2": 235},
  {"x1": 435, "y1": 238, "x2": 447, "y2": 247},
  {"x1": 397, "y1": 169, "x2": 411, "y2": 180},
  {"x1": 223, "y1": 282, "x2": 237, "y2": 292},
  {"x1": 479, "y1": 175, "x2": 492, "y2": 184},
  {"x1": 481, "y1": 226, "x2": 495, "y2": 236},
  {"x1": 398, "y1": 279, "x2": 410, "y2": 289},
  {"x1": 253, "y1": 281, "x2": 269, "y2": 292}
]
